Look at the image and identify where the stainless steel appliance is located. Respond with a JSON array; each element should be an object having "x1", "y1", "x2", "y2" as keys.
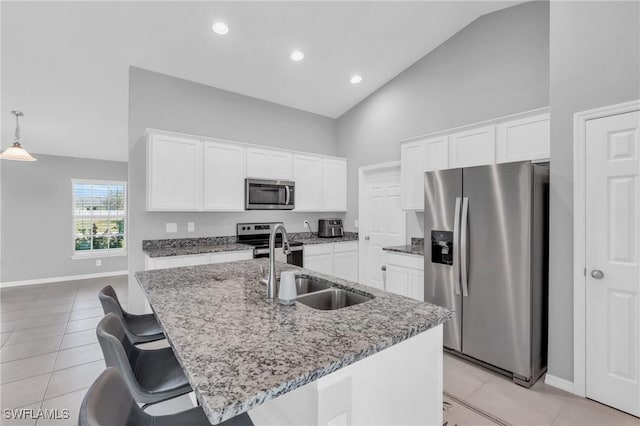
[
  {"x1": 245, "y1": 179, "x2": 295, "y2": 210},
  {"x1": 237, "y1": 222, "x2": 303, "y2": 266},
  {"x1": 424, "y1": 161, "x2": 549, "y2": 387},
  {"x1": 318, "y1": 218, "x2": 344, "y2": 238}
]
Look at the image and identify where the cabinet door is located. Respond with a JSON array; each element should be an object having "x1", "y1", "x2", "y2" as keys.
[
  {"x1": 385, "y1": 264, "x2": 408, "y2": 296},
  {"x1": 407, "y1": 269, "x2": 424, "y2": 301},
  {"x1": 322, "y1": 158, "x2": 347, "y2": 212},
  {"x1": 401, "y1": 141, "x2": 426, "y2": 210},
  {"x1": 304, "y1": 253, "x2": 334, "y2": 275},
  {"x1": 449, "y1": 125, "x2": 496, "y2": 168},
  {"x1": 203, "y1": 141, "x2": 245, "y2": 211},
  {"x1": 496, "y1": 114, "x2": 550, "y2": 163},
  {"x1": 294, "y1": 154, "x2": 323, "y2": 211},
  {"x1": 425, "y1": 136, "x2": 449, "y2": 172},
  {"x1": 246, "y1": 147, "x2": 271, "y2": 178},
  {"x1": 147, "y1": 134, "x2": 202, "y2": 211},
  {"x1": 270, "y1": 151, "x2": 294, "y2": 180},
  {"x1": 334, "y1": 250, "x2": 358, "y2": 282}
]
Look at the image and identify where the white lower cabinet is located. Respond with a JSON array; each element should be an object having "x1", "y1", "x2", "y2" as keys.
[
  {"x1": 145, "y1": 250, "x2": 253, "y2": 271},
  {"x1": 385, "y1": 252, "x2": 424, "y2": 301},
  {"x1": 304, "y1": 242, "x2": 359, "y2": 281}
]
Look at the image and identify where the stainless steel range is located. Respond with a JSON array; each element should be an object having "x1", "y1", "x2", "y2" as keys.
[{"x1": 236, "y1": 222, "x2": 303, "y2": 266}]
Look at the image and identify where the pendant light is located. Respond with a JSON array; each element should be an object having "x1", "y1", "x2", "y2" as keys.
[{"x1": 0, "y1": 111, "x2": 37, "y2": 161}]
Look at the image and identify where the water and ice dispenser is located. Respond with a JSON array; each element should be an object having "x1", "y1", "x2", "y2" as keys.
[{"x1": 431, "y1": 231, "x2": 453, "y2": 265}]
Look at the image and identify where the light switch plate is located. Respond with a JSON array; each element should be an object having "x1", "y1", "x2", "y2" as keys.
[
  {"x1": 166, "y1": 223, "x2": 177, "y2": 233},
  {"x1": 354, "y1": 219, "x2": 359, "y2": 228},
  {"x1": 187, "y1": 222, "x2": 195, "y2": 232}
]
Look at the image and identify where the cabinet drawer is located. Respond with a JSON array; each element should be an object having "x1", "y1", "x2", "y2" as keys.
[
  {"x1": 146, "y1": 254, "x2": 209, "y2": 270},
  {"x1": 333, "y1": 241, "x2": 358, "y2": 253},
  {"x1": 209, "y1": 250, "x2": 253, "y2": 264},
  {"x1": 386, "y1": 252, "x2": 423, "y2": 270},
  {"x1": 304, "y1": 243, "x2": 334, "y2": 256}
]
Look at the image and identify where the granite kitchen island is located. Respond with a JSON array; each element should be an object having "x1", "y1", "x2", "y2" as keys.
[{"x1": 135, "y1": 259, "x2": 453, "y2": 426}]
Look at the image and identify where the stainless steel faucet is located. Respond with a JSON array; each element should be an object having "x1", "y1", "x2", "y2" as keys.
[{"x1": 260, "y1": 223, "x2": 291, "y2": 299}]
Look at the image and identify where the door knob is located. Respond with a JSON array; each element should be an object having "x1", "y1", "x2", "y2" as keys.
[
  {"x1": 590, "y1": 269, "x2": 605, "y2": 279},
  {"x1": 365, "y1": 236, "x2": 370, "y2": 241}
]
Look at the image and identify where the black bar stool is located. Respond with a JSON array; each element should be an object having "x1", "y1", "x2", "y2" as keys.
[
  {"x1": 97, "y1": 313, "x2": 191, "y2": 407},
  {"x1": 99, "y1": 285, "x2": 164, "y2": 344},
  {"x1": 79, "y1": 368, "x2": 253, "y2": 426}
]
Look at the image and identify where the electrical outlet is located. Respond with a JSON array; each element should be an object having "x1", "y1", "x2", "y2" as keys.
[
  {"x1": 166, "y1": 223, "x2": 177, "y2": 233},
  {"x1": 96, "y1": 259, "x2": 102, "y2": 267},
  {"x1": 303, "y1": 220, "x2": 310, "y2": 229},
  {"x1": 187, "y1": 222, "x2": 195, "y2": 232}
]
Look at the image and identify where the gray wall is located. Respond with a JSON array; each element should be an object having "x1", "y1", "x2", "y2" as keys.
[
  {"x1": 336, "y1": 1, "x2": 550, "y2": 236},
  {"x1": 1, "y1": 154, "x2": 128, "y2": 282},
  {"x1": 547, "y1": 1, "x2": 640, "y2": 381},
  {"x1": 128, "y1": 67, "x2": 339, "y2": 312}
]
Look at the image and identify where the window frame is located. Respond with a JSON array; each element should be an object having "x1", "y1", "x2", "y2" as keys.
[{"x1": 71, "y1": 179, "x2": 128, "y2": 260}]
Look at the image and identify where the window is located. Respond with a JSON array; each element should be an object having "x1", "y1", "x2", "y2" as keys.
[{"x1": 72, "y1": 180, "x2": 127, "y2": 258}]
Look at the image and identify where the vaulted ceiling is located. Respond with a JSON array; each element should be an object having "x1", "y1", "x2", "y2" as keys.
[{"x1": 1, "y1": 1, "x2": 520, "y2": 161}]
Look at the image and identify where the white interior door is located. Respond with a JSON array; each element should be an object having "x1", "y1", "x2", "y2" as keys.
[
  {"x1": 360, "y1": 165, "x2": 405, "y2": 290},
  {"x1": 585, "y1": 110, "x2": 640, "y2": 417}
]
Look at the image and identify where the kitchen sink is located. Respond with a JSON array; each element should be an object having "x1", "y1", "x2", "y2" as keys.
[
  {"x1": 295, "y1": 276, "x2": 331, "y2": 295},
  {"x1": 296, "y1": 288, "x2": 374, "y2": 310}
]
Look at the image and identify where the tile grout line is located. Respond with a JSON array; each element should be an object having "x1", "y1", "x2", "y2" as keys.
[{"x1": 39, "y1": 284, "x2": 78, "y2": 408}]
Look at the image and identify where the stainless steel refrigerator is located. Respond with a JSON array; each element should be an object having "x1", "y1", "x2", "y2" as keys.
[{"x1": 424, "y1": 160, "x2": 548, "y2": 387}]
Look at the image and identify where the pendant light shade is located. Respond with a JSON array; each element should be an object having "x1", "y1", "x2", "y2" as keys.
[{"x1": 0, "y1": 111, "x2": 36, "y2": 161}]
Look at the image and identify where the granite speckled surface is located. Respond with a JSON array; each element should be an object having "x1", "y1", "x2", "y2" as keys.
[
  {"x1": 135, "y1": 259, "x2": 453, "y2": 424},
  {"x1": 290, "y1": 231, "x2": 358, "y2": 245},
  {"x1": 143, "y1": 243, "x2": 253, "y2": 258},
  {"x1": 383, "y1": 238, "x2": 425, "y2": 256}
]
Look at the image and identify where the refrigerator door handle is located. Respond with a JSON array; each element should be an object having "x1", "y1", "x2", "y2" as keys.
[
  {"x1": 460, "y1": 197, "x2": 469, "y2": 297},
  {"x1": 453, "y1": 197, "x2": 462, "y2": 296}
]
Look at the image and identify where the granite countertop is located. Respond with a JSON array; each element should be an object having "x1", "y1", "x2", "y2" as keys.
[
  {"x1": 383, "y1": 244, "x2": 425, "y2": 256},
  {"x1": 291, "y1": 231, "x2": 359, "y2": 245},
  {"x1": 383, "y1": 237, "x2": 425, "y2": 256},
  {"x1": 143, "y1": 243, "x2": 254, "y2": 258},
  {"x1": 135, "y1": 259, "x2": 453, "y2": 424}
]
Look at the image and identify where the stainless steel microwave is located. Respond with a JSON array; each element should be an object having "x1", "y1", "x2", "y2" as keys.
[{"x1": 245, "y1": 179, "x2": 295, "y2": 210}]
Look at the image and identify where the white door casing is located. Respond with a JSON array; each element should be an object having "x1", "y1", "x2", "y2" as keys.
[
  {"x1": 358, "y1": 162, "x2": 405, "y2": 290},
  {"x1": 584, "y1": 110, "x2": 640, "y2": 416}
]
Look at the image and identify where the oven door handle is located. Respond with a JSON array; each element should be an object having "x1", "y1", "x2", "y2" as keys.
[{"x1": 285, "y1": 185, "x2": 291, "y2": 205}]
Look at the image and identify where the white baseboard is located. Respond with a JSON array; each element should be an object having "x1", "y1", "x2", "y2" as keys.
[
  {"x1": 545, "y1": 374, "x2": 575, "y2": 394},
  {"x1": 1, "y1": 270, "x2": 129, "y2": 288}
]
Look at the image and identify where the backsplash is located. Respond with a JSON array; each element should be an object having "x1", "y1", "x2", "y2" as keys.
[
  {"x1": 142, "y1": 236, "x2": 237, "y2": 250},
  {"x1": 411, "y1": 237, "x2": 424, "y2": 246},
  {"x1": 142, "y1": 232, "x2": 359, "y2": 250}
]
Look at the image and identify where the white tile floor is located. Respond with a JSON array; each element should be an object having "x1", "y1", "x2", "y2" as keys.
[
  {"x1": 2, "y1": 275, "x2": 640, "y2": 426},
  {"x1": 0, "y1": 276, "x2": 127, "y2": 426},
  {"x1": 443, "y1": 354, "x2": 640, "y2": 426}
]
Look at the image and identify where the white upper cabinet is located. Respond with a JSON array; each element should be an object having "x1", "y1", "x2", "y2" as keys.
[
  {"x1": 203, "y1": 141, "x2": 245, "y2": 211},
  {"x1": 147, "y1": 133, "x2": 203, "y2": 211},
  {"x1": 294, "y1": 154, "x2": 323, "y2": 211},
  {"x1": 146, "y1": 129, "x2": 347, "y2": 213},
  {"x1": 449, "y1": 125, "x2": 496, "y2": 168},
  {"x1": 246, "y1": 147, "x2": 293, "y2": 180},
  {"x1": 425, "y1": 136, "x2": 449, "y2": 172},
  {"x1": 401, "y1": 140, "x2": 427, "y2": 210},
  {"x1": 399, "y1": 108, "x2": 549, "y2": 212},
  {"x1": 496, "y1": 113, "x2": 550, "y2": 163},
  {"x1": 322, "y1": 158, "x2": 347, "y2": 212}
]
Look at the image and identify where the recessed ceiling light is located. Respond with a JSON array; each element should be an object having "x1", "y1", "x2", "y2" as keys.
[
  {"x1": 290, "y1": 50, "x2": 304, "y2": 62},
  {"x1": 212, "y1": 22, "x2": 229, "y2": 35},
  {"x1": 350, "y1": 75, "x2": 363, "y2": 84}
]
